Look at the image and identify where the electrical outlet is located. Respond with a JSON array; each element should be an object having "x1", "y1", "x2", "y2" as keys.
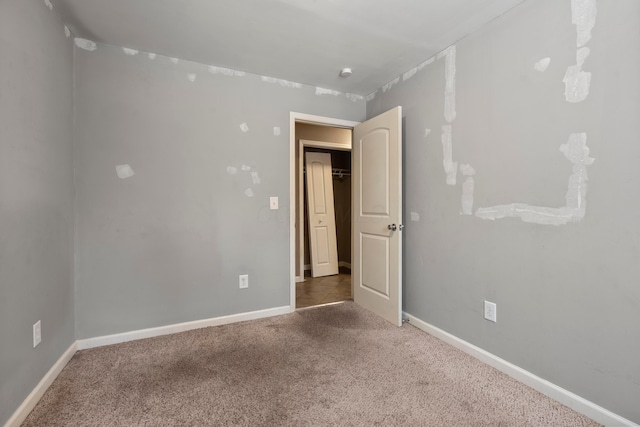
[
  {"x1": 33, "y1": 320, "x2": 41, "y2": 348},
  {"x1": 239, "y1": 274, "x2": 249, "y2": 289},
  {"x1": 484, "y1": 301, "x2": 497, "y2": 322}
]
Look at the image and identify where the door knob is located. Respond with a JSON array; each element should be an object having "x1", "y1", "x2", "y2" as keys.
[
  {"x1": 398, "y1": 224, "x2": 404, "y2": 230},
  {"x1": 388, "y1": 224, "x2": 397, "y2": 231}
]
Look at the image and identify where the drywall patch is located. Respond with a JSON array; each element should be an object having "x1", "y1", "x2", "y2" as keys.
[
  {"x1": 251, "y1": 171, "x2": 261, "y2": 185},
  {"x1": 44, "y1": 0, "x2": 53, "y2": 10},
  {"x1": 148, "y1": 53, "x2": 157, "y2": 60},
  {"x1": 122, "y1": 47, "x2": 139, "y2": 56},
  {"x1": 244, "y1": 188, "x2": 255, "y2": 198},
  {"x1": 170, "y1": 57, "x2": 179, "y2": 64},
  {"x1": 441, "y1": 125, "x2": 457, "y2": 186},
  {"x1": 365, "y1": 91, "x2": 377, "y2": 102},
  {"x1": 115, "y1": 164, "x2": 135, "y2": 179},
  {"x1": 187, "y1": 73, "x2": 197, "y2": 82},
  {"x1": 262, "y1": 76, "x2": 302, "y2": 89},
  {"x1": 572, "y1": 0, "x2": 597, "y2": 47},
  {"x1": 346, "y1": 93, "x2": 365, "y2": 102},
  {"x1": 239, "y1": 123, "x2": 249, "y2": 133},
  {"x1": 403, "y1": 67, "x2": 418, "y2": 81},
  {"x1": 476, "y1": 133, "x2": 594, "y2": 225},
  {"x1": 424, "y1": 129, "x2": 432, "y2": 138},
  {"x1": 439, "y1": 45, "x2": 457, "y2": 123},
  {"x1": 64, "y1": 26, "x2": 71, "y2": 38},
  {"x1": 460, "y1": 164, "x2": 476, "y2": 215},
  {"x1": 315, "y1": 87, "x2": 341, "y2": 97},
  {"x1": 273, "y1": 127, "x2": 281, "y2": 136},
  {"x1": 74, "y1": 38, "x2": 97, "y2": 52},
  {"x1": 382, "y1": 77, "x2": 401, "y2": 93},
  {"x1": 226, "y1": 166, "x2": 238, "y2": 175},
  {"x1": 241, "y1": 165, "x2": 251, "y2": 171},
  {"x1": 534, "y1": 57, "x2": 551, "y2": 72},
  {"x1": 410, "y1": 212, "x2": 421, "y2": 222},
  {"x1": 564, "y1": 47, "x2": 591, "y2": 103}
]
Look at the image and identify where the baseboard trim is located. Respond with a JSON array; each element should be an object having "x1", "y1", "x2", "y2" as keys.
[
  {"x1": 403, "y1": 312, "x2": 637, "y2": 427},
  {"x1": 77, "y1": 306, "x2": 291, "y2": 350},
  {"x1": 338, "y1": 261, "x2": 352, "y2": 270},
  {"x1": 4, "y1": 341, "x2": 77, "y2": 427}
]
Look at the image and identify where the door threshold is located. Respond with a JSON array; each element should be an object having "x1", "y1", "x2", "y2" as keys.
[{"x1": 295, "y1": 300, "x2": 352, "y2": 311}]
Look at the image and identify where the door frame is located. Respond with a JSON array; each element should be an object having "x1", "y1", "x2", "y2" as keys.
[{"x1": 289, "y1": 112, "x2": 360, "y2": 310}]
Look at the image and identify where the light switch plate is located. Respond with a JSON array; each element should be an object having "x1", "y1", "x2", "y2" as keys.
[{"x1": 270, "y1": 196, "x2": 279, "y2": 210}]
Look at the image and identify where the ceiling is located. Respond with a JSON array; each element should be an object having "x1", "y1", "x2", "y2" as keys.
[{"x1": 52, "y1": 0, "x2": 526, "y2": 96}]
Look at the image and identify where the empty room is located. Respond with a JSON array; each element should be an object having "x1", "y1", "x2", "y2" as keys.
[{"x1": 1, "y1": 0, "x2": 639, "y2": 425}]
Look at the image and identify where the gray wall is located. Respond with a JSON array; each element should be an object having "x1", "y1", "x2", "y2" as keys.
[
  {"x1": 368, "y1": 0, "x2": 640, "y2": 422},
  {"x1": 73, "y1": 43, "x2": 365, "y2": 339},
  {"x1": 0, "y1": 0, "x2": 75, "y2": 424}
]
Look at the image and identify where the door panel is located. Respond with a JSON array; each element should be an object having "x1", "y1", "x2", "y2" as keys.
[
  {"x1": 353, "y1": 107, "x2": 402, "y2": 326},
  {"x1": 306, "y1": 152, "x2": 339, "y2": 277}
]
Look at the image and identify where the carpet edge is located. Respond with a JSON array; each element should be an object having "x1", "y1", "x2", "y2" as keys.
[
  {"x1": 4, "y1": 341, "x2": 78, "y2": 427},
  {"x1": 403, "y1": 311, "x2": 637, "y2": 427}
]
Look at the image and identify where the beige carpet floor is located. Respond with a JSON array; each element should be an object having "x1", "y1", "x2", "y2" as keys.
[{"x1": 23, "y1": 302, "x2": 600, "y2": 426}]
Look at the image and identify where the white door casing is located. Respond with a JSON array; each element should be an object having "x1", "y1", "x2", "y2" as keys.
[
  {"x1": 353, "y1": 107, "x2": 403, "y2": 326},
  {"x1": 306, "y1": 152, "x2": 340, "y2": 277}
]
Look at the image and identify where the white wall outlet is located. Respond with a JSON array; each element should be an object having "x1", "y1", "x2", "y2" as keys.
[
  {"x1": 484, "y1": 300, "x2": 497, "y2": 322},
  {"x1": 270, "y1": 196, "x2": 279, "y2": 210},
  {"x1": 239, "y1": 274, "x2": 249, "y2": 289},
  {"x1": 33, "y1": 320, "x2": 42, "y2": 348}
]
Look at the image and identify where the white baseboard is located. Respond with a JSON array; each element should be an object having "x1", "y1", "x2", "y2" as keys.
[
  {"x1": 403, "y1": 312, "x2": 637, "y2": 427},
  {"x1": 77, "y1": 306, "x2": 291, "y2": 350},
  {"x1": 5, "y1": 341, "x2": 77, "y2": 427}
]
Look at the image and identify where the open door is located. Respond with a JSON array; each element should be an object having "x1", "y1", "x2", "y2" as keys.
[
  {"x1": 353, "y1": 107, "x2": 402, "y2": 326},
  {"x1": 305, "y1": 152, "x2": 340, "y2": 277}
]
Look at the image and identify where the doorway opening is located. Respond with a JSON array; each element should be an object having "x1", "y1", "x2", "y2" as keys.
[{"x1": 289, "y1": 113, "x2": 360, "y2": 310}]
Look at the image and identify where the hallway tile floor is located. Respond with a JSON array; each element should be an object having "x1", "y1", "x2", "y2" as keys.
[{"x1": 296, "y1": 271, "x2": 352, "y2": 309}]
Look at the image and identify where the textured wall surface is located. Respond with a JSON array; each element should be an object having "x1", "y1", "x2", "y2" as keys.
[
  {"x1": 0, "y1": 1, "x2": 75, "y2": 424},
  {"x1": 368, "y1": 0, "x2": 640, "y2": 422},
  {"x1": 73, "y1": 43, "x2": 364, "y2": 339}
]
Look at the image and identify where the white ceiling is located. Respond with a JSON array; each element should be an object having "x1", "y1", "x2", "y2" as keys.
[{"x1": 52, "y1": 0, "x2": 526, "y2": 96}]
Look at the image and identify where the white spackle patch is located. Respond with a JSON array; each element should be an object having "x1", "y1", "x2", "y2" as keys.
[
  {"x1": 244, "y1": 188, "x2": 254, "y2": 198},
  {"x1": 564, "y1": 47, "x2": 591, "y2": 103},
  {"x1": 148, "y1": 53, "x2": 157, "y2": 60},
  {"x1": 572, "y1": 0, "x2": 597, "y2": 47},
  {"x1": 261, "y1": 76, "x2": 302, "y2": 89},
  {"x1": 381, "y1": 77, "x2": 400, "y2": 93},
  {"x1": 44, "y1": 0, "x2": 53, "y2": 10},
  {"x1": 241, "y1": 165, "x2": 251, "y2": 171},
  {"x1": 534, "y1": 57, "x2": 551, "y2": 72},
  {"x1": 273, "y1": 127, "x2": 281, "y2": 136},
  {"x1": 346, "y1": 93, "x2": 365, "y2": 102},
  {"x1": 424, "y1": 128, "x2": 432, "y2": 138},
  {"x1": 187, "y1": 73, "x2": 197, "y2": 82},
  {"x1": 234, "y1": 71, "x2": 246, "y2": 77},
  {"x1": 64, "y1": 26, "x2": 71, "y2": 38},
  {"x1": 461, "y1": 177, "x2": 475, "y2": 215},
  {"x1": 441, "y1": 125, "x2": 457, "y2": 186},
  {"x1": 315, "y1": 87, "x2": 341, "y2": 96},
  {"x1": 239, "y1": 123, "x2": 249, "y2": 133},
  {"x1": 170, "y1": 57, "x2": 179, "y2": 64},
  {"x1": 226, "y1": 166, "x2": 238, "y2": 175},
  {"x1": 403, "y1": 67, "x2": 418, "y2": 81},
  {"x1": 410, "y1": 212, "x2": 420, "y2": 222},
  {"x1": 209, "y1": 66, "x2": 233, "y2": 76},
  {"x1": 476, "y1": 133, "x2": 595, "y2": 225},
  {"x1": 115, "y1": 164, "x2": 135, "y2": 179},
  {"x1": 365, "y1": 91, "x2": 377, "y2": 102},
  {"x1": 74, "y1": 38, "x2": 97, "y2": 52},
  {"x1": 459, "y1": 163, "x2": 476, "y2": 176},
  {"x1": 251, "y1": 171, "x2": 261, "y2": 185},
  {"x1": 443, "y1": 45, "x2": 457, "y2": 123},
  {"x1": 122, "y1": 47, "x2": 139, "y2": 56}
]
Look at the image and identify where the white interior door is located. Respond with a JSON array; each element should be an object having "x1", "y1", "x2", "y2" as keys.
[
  {"x1": 353, "y1": 107, "x2": 403, "y2": 326},
  {"x1": 306, "y1": 152, "x2": 339, "y2": 277}
]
